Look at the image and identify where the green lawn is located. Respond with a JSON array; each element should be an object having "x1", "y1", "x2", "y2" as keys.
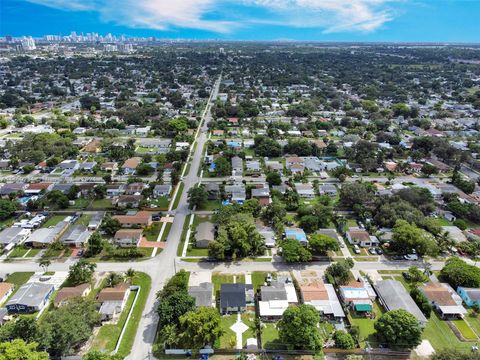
[
  {"x1": 241, "y1": 312, "x2": 256, "y2": 346},
  {"x1": 8, "y1": 246, "x2": 30, "y2": 258},
  {"x1": 91, "y1": 273, "x2": 151, "y2": 358},
  {"x1": 451, "y1": 319, "x2": 478, "y2": 341},
  {"x1": 144, "y1": 223, "x2": 161, "y2": 241},
  {"x1": 251, "y1": 271, "x2": 276, "y2": 292},
  {"x1": 465, "y1": 311, "x2": 480, "y2": 334},
  {"x1": 161, "y1": 222, "x2": 172, "y2": 241},
  {"x1": 171, "y1": 182, "x2": 184, "y2": 210},
  {"x1": 90, "y1": 199, "x2": 113, "y2": 209},
  {"x1": 198, "y1": 199, "x2": 221, "y2": 211},
  {"x1": 212, "y1": 273, "x2": 234, "y2": 293},
  {"x1": 150, "y1": 196, "x2": 169, "y2": 210},
  {"x1": 261, "y1": 323, "x2": 281, "y2": 349},
  {"x1": 75, "y1": 214, "x2": 92, "y2": 226},
  {"x1": 186, "y1": 248, "x2": 209, "y2": 256},
  {"x1": 177, "y1": 214, "x2": 191, "y2": 256},
  {"x1": 91, "y1": 290, "x2": 136, "y2": 353},
  {"x1": 347, "y1": 302, "x2": 385, "y2": 348},
  {"x1": 69, "y1": 198, "x2": 91, "y2": 209},
  {"x1": 422, "y1": 312, "x2": 474, "y2": 352},
  {"x1": 5, "y1": 272, "x2": 34, "y2": 286},
  {"x1": 42, "y1": 215, "x2": 65, "y2": 228},
  {"x1": 216, "y1": 314, "x2": 237, "y2": 349}
]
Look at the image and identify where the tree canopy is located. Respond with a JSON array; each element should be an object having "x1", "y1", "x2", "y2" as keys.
[
  {"x1": 278, "y1": 304, "x2": 322, "y2": 351},
  {"x1": 374, "y1": 309, "x2": 422, "y2": 349}
]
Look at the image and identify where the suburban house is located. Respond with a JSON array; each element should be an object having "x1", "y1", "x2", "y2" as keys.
[
  {"x1": 339, "y1": 278, "x2": 376, "y2": 314},
  {"x1": 320, "y1": 184, "x2": 337, "y2": 197},
  {"x1": 125, "y1": 182, "x2": 146, "y2": 195},
  {"x1": 88, "y1": 212, "x2": 105, "y2": 231},
  {"x1": 60, "y1": 225, "x2": 91, "y2": 247},
  {"x1": 259, "y1": 279, "x2": 298, "y2": 320},
  {"x1": 419, "y1": 282, "x2": 467, "y2": 319},
  {"x1": 457, "y1": 287, "x2": 480, "y2": 308},
  {"x1": 113, "y1": 211, "x2": 152, "y2": 227},
  {"x1": 100, "y1": 162, "x2": 118, "y2": 173},
  {"x1": 195, "y1": 222, "x2": 216, "y2": 248},
  {"x1": 298, "y1": 280, "x2": 345, "y2": 321},
  {"x1": 0, "y1": 283, "x2": 14, "y2": 304},
  {"x1": 188, "y1": 283, "x2": 213, "y2": 307},
  {"x1": 24, "y1": 220, "x2": 70, "y2": 248},
  {"x1": 251, "y1": 187, "x2": 271, "y2": 206},
  {"x1": 220, "y1": 283, "x2": 254, "y2": 314},
  {"x1": 374, "y1": 279, "x2": 428, "y2": 327},
  {"x1": 153, "y1": 184, "x2": 172, "y2": 198},
  {"x1": 231, "y1": 156, "x2": 243, "y2": 175},
  {"x1": 257, "y1": 226, "x2": 276, "y2": 248},
  {"x1": 106, "y1": 184, "x2": 125, "y2": 198},
  {"x1": 122, "y1": 157, "x2": 142, "y2": 175},
  {"x1": 295, "y1": 183, "x2": 315, "y2": 198},
  {"x1": 205, "y1": 183, "x2": 220, "y2": 200},
  {"x1": 224, "y1": 184, "x2": 246, "y2": 203},
  {"x1": 54, "y1": 283, "x2": 91, "y2": 307},
  {"x1": 114, "y1": 229, "x2": 143, "y2": 247},
  {"x1": 246, "y1": 160, "x2": 261, "y2": 173},
  {"x1": 112, "y1": 195, "x2": 143, "y2": 208},
  {"x1": 0, "y1": 227, "x2": 31, "y2": 250},
  {"x1": 6, "y1": 282, "x2": 55, "y2": 314},
  {"x1": 284, "y1": 227, "x2": 308, "y2": 245},
  {"x1": 346, "y1": 228, "x2": 379, "y2": 248},
  {"x1": 97, "y1": 283, "x2": 131, "y2": 321},
  {"x1": 285, "y1": 157, "x2": 304, "y2": 173}
]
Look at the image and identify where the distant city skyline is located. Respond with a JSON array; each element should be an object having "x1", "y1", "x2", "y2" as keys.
[{"x1": 1, "y1": 0, "x2": 480, "y2": 42}]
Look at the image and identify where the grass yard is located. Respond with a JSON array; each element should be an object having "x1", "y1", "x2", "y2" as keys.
[
  {"x1": 186, "y1": 248, "x2": 209, "y2": 256},
  {"x1": 451, "y1": 319, "x2": 478, "y2": 340},
  {"x1": 42, "y1": 215, "x2": 65, "y2": 228},
  {"x1": 261, "y1": 322, "x2": 282, "y2": 349},
  {"x1": 198, "y1": 199, "x2": 221, "y2": 211},
  {"x1": 5, "y1": 272, "x2": 34, "y2": 286},
  {"x1": 422, "y1": 312, "x2": 474, "y2": 352},
  {"x1": 347, "y1": 302, "x2": 385, "y2": 348},
  {"x1": 161, "y1": 222, "x2": 172, "y2": 241},
  {"x1": 75, "y1": 214, "x2": 92, "y2": 226},
  {"x1": 171, "y1": 182, "x2": 184, "y2": 210},
  {"x1": 241, "y1": 312, "x2": 256, "y2": 346},
  {"x1": 177, "y1": 214, "x2": 191, "y2": 256},
  {"x1": 91, "y1": 273, "x2": 151, "y2": 358},
  {"x1": 465, "y1": 311, "x2": 480, "y2": 334},
  {"x1": 377, "y1": 270, "x2": 403, "y2": 274},
  {"x1": 70, "y1": 198, "x2": 91, "y2": 209},
  {"x1": 212, "y1": 273, "x2": 234, "y2": 293},
  {"x1": 90, "y1": 198, "x2": 113, "y2": 210},
  {"x1": 8, "y1": 246, "x2": 30, "y2": 258},
  {"x1": 251, "y1": 271, "x2": 276, "y2": 292},
  {"x1": 150, "y1": 196, "x2": 169, "y2": 210},
  {"x1": 144, "y1": 223, "x2": 162, "y2": 241},
  {"x1": 216, "y1": 314, "x2": 237, "y2": 349}
]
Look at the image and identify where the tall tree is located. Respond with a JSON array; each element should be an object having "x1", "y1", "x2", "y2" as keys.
[
  {"x1": 278, "y1": 304, "x2": 322, "y2": 351},
  {"x1": 178, "y1": 307, "x2": 223, "y2": 351},
  {"x1": 374, "y1": 309, "x2": 422, "y2": 349}
]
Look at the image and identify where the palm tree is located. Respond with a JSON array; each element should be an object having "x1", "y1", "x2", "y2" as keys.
[
  {"x1": 437, "y1": 231, "x2": 454, "y2": 253},
  {"x1": 39, "y1": 259, "x2": 51, "y2": 273},
  {"x1": 106, "y1": 272, "x2": 123, "y2": 288},
  {"x1": 125, "y1": 268, "x2": 137, "y2": 284}
]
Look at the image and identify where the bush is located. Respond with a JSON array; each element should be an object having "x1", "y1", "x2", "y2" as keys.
[
  {"x1": 334, "y1": 330, "x2": 355, "y2": 349},
  {"x1": 410, "y1": 287, "x2": 432, "y2": 318},
  {"x1": 452, "y1": 219, "x2": 467, "y2": 230}
]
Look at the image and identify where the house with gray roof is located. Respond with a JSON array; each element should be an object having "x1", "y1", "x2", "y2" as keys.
[
  {"x1": 0, "y1": 227, "x2": 30, "y2": 248},
  {"x1": 374, "y1": 279, "x2": 427, "y2": 326},
  {"x1": 61, "y1": 225, "x2": 91, "y2": 247},
  {"x1": 188, "y1": 283, "x2": 213, "y2": 307},
  {"x1": 231, "y1": 156, "x2": 243, "y2": 175},
  {"x1": 6, "y1": 282, "x2": 54, "y2": 313},
  {"x1": 195, "y1": 222, "x2": 215, "y2": 248}
]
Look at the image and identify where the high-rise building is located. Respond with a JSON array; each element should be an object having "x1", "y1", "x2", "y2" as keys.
[{"x1": 21, "y1": 36, "x2": 36, "y2": 51}]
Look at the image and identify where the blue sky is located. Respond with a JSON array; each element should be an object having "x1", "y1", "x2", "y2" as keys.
[{"x1": 1, "y1": 0, "x2": 479, "y2": 42}]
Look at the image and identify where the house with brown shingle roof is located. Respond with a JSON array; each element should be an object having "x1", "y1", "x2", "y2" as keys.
[
  {"x1": 113, "y1": 211, "x2": 152, "y2": 227},
  {"x1": 82, "y1": 139, "x2": 102, "y2": 153},
  {"x1": 419, "y1": 282, "x2": 466, "y2": 319},
  {"x1": 122, "y1": 157, "x2": 142, "y2": 175},
  {"x1": 114, "y1": 229, "x2": 143, "y2": 247},
  {"x1": 97, "y1": 283, "x2": 131, "y2": 321},
  {"x1": 54, "y1": 283, "x2": 91, "y2": 307}
]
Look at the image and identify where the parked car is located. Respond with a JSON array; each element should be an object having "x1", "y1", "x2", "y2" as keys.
[
  {"x1": 375, "y1": 247, "x2": 383, "y2": 255},
  {"x1": 368, "y1": 247, "x2": 377, "y2": 255},
  {"x1": 404, "y1": 253, "x2": 418, "y2": 261},
  {"x1": 391, "y1": 255, "x2": 404, "y2": 260},
  {"x1": 353, "y1": 244, "x2": 361, "y2": 254}
]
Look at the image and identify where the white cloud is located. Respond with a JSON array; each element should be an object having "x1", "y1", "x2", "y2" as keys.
[{"x1": 25, "y1": 0, "x2": 398, "y2": 33}]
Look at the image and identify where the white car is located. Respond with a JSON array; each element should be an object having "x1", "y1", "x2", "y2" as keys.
[{"x1": 404, "y1": 253, "x2": 418, "y2": 261}]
